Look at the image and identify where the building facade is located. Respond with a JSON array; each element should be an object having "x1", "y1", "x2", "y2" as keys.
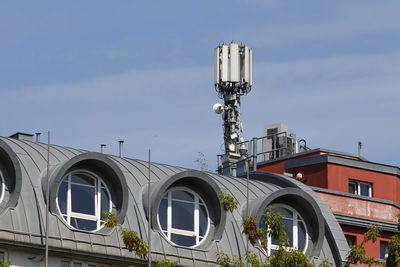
[{"x1": 256, "y1": 147, "x2": 399, "y2": 261}]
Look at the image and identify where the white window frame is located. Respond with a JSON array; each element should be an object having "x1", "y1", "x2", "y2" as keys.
[
  {"x1": 56, "y1": 170, "x2": 112, "y2": 232},
  {"x1": 157, "y1": 187, "x2": 210, "y2": 248},
  {"x1": 349, "y1": 180, "x2": 372, "y2": 197},
  {"x1": 0, "y1": 169, "x2": 5, "y2": 205},
  {"x1": 263, "y1": 204, "x2": 309, "y2": 256}
]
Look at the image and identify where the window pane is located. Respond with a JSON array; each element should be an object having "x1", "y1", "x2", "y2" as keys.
[
  {"x1": 283, "y1": 218, "x2": 293, "y2": 246},
  {"x1": 158, "y1": 199, "x2": 168, "y2": 230},
  {"x1": 171, "y1": 190, "x2": 194, "y2": 202},
  {"x1": 345, "y1": 235, "x2": 355, "y2": 247},
  {"x1": 0, "y1": 252, "x2": 5, "y2": 261},
  {"x1": 71, "y1": 174, "x2": 95, "y2": 186},
  {"x1": 360, "y1": 183, "x2": 370, "y2": 196},
  {"x1": 61, "y1": 261, "x2": 69, "y2": 267},
  {"x1": 88, "y1": 265, "x2": 97, "y2": 267},
  {"x1": 199, "y1": 204, "x2": 208, "y2": 236},
  {"x1": 70, "y1": 217, "x2": 97, "y2": 231},
  {"x1": 298, "y1": 221, "x2": 306, "y2": 250},
  {"x1": 172, "y1": 200, "x2": 194, "y2": 231},
  {"x1": 380, "y1": 241, "x2": 388, "y2": 259},
  {"x1": 349, "y1": 183, "x2": 356, "y2": 194},
  {"x1": 273, "y1": 218, "x2": 294, "y2": 246},
  {"x1": 171, "y1": 233, "x2": 196, "y2": 247},
  {"x1": 58, "y1": 181, "x2": 68, "y2": 214},
  {"x1": 275, "y1": 207, "x2": 292, "y2": 219},
  {"x1": 101, "y1": 187, "x2": 110, "y2": 213},
  {"x1": 71, "y1": 184, "x2": 95, "y2": 215},
  {"x1": 73, "y1": 263, "x2": 82, "y2": 267}
]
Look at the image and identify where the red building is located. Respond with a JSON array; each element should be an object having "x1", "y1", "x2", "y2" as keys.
[{"x1": 253, "y1": 135, "x2": 398, "y2": 263}]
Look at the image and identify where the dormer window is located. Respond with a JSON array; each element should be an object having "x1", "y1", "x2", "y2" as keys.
[
  {"x1": 157, "y1": 188, "x2": 210, "y2": 247},
  {"x1": 259, "y1": 204, "x2": 308, "y2": 255},
  {"x1": 57, "y1": 171, "x2": 112, "y2": 231},
  {"x1": 348, "y1": 180, "x2": 372, "y2": 197}
]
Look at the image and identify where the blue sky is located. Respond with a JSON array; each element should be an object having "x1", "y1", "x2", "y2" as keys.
[{"x1": 1, "y1": 1, "x2": 399, "y2": 171}]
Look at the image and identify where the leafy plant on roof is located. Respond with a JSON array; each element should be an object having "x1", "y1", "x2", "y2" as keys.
[
  {"x1": 219, "y1": 191, "x2": 239, "y2": 212},
  {"x1": 215, "y1": 208, "x2": 333, "y2": 267},
  {"x1": 242, "y1": 216, "x2": 264, "y2": 246},
  {"x1": 102, "y1": 211, "x2": 148, "y2": 259},
  {"x1": 0, "y1": 259, "x2": 12, "y2": 267},
  {"x1": 155, "y1": 258, "x2": 178, "y2": 267}
]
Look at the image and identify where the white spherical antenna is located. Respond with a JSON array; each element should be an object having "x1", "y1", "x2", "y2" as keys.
[{"x1": 213, "y1": 103, "x2": 224, "y2": 114}]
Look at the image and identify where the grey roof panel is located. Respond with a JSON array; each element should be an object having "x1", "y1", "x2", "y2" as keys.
[{"x1": 0, "y1": 136, "x2": 348, "y2": 266}]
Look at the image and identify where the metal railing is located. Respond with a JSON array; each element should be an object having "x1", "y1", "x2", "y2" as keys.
[{"x1": 218, "y1": 131, "x2": 295, "y2": 173}]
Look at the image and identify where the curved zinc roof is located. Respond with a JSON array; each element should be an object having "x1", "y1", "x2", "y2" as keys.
[{"x1": 0, "y1": 136, "x2": 348, "y2": 266}]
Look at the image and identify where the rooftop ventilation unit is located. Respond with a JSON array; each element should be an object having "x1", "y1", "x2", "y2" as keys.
[
  {"x1": 262, "y1": 123, "x2": 299, "y2": 160},
  {"x1": 9, "y1": 132, "x2": 34, "y2": 142}
]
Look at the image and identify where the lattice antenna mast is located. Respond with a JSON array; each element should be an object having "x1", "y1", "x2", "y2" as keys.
[{"x1": 213, "y1": 42, "x2": 252, "y2": 155}]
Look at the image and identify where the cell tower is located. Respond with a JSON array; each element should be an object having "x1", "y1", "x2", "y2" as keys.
[{"x1": 213, "y1": 41, "x2": 252, "y2": 176}]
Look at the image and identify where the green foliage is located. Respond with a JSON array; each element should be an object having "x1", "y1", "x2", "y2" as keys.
[
  {"x1": 318, "y1": 258, "x2": 334, "y2": 267},
  {"x1": 219, "y1": 191, "x2": 239, "y2": 212},
  {"x1": 155, "y1": 258, "x2": 178, "y2": 267},
  {"x1": 283, "y1": 249, "x2": 313, "y2": 267},
  {"x1": 0, "y1": 259, "x2": 11, "y2": 267},
  {"x1": 387, "y1": 214, "x2": 400, "y2": 267},
  {"x1": 245, "y1": 251, "x2": 267, "y2": 267},
  {"x1": 102, "y1": 210, "x2": 118, "y2": 228},
  {"x1": 242, "y1": 216, "x2": 264, "y2": 245},
  {"x1": 217, "y1": 208, "x2": 334, "y2": 267},
  {"x1": 364, "y1": 224, "x2": 381, "y2": 244},
  {"x1": 102, "y1": 211, "x2": 148, "y2": 259},
  {"x1": 121, "y1": 228, "x2": 148, "y2": 259},
  {"x1": 387, "y1": 234, "x2": 400, "y2": 267},
  {"x1": 262, "y1": 207, "x2": 288, "y2": 247},
  {"x1": 216, "y1": 252, "x2": 245, "y2": 267},
  {"x1": 344, "y1": 224, "x2": 383, "y2": 267}
]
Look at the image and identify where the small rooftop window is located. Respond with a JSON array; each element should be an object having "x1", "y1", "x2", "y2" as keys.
[
  {"x1": 57, "y1": 171, "x2": 111, "y2": 231},
  {"x1": 348, "y1": 180, "x2": 371, "y2": 197}
]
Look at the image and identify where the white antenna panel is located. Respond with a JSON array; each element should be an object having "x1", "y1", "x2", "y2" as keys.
[
  {"x1": 249, "y1": 49, "x2": 253, "y2": 86},
  {"x1": 221, "y1": 45, "x2": 229, "y2": 82},
  {"x1": 214, "y1": 47, "x2": 220, "y2": 85},
  {"x1": 240, "y1": 46, "x2": 250, "y2": 83},
  {"x1": 230, "y1": 43, "x2": 239, "y2": 82}
]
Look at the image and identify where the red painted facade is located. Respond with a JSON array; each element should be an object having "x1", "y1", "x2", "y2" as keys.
[{"x1": 256, "y1": 149, "x2": 400, "y2": 264}]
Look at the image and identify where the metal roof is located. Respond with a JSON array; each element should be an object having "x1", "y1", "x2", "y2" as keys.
[{"x1": 0, "y1": 136, "x2": 348, "y2": 266}]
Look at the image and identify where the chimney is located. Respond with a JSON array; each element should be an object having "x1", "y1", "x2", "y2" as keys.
[
  {"x1": 101, "y1": 144, "x2": 106, "y2": 154},
  {"x1": 35, "y1": 133, "x2": 41, "y2": 143},
  {"x1": 118, "y1": 140, "x2": 124, "y2": 158}
]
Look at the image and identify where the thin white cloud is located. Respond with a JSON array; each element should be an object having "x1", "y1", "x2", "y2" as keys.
[{"x1": 237, "y1": 3, "x2": 400, "y2": 46}]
